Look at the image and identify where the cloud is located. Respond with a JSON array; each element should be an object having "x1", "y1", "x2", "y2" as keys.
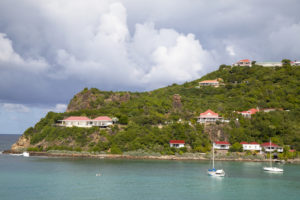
[
  {"x1": 51, "y1": 104, "x2": 67, "y2": 113},
  {"x1": 1, "y1": 103, "x2": 30, "y2": 112},
  {"x1": 0, "y1": 33, "x2": 48, "y2": 72},
  {"x1": 226, "y1": 45, "x2": 236, "y2": 57},
  {"x1": 0, "y1": 0, "x2": 299, "y2": 108}
]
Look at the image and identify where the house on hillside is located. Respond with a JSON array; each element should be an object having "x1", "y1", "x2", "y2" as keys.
[
  {"x1": 291, "y1": 61, "x2": 300, "y2": 66},
  {"x1": 197, "y1": 109, "x2": 224, "y2": 124},
  {"x1": 213, "y1": 141, "x2": 231, "y2": 150},
  {"x1": 233, "y1": 59, "x2": 252, "y2": 67},
  {"x1": 58, "y1": 116, "x2": 115, "y2": 128},
  {"x1": 169, "y1": 140, "x2": 185, "y2": 148},
  {"x1": 237, "y1": 108, "x2": 259, "y2": 118},
  {"x1": 261, "y1": 142, "x2": 283, "y2": 153},
  {"x1": 92, "y1": 116, "x2": 113, "y2": 127},
  {"x1": 256, "y1": 62, "x2": 282, "y2": 67},
  {"x1": 240, "y1": 142, "x2": 262, "y2": 151},
  {"x1": 199, "y1": 79, "x2": 220, "y2": 87},
  {"x1": 60, "y1": 116, "x2": 93, "y2": 128}
]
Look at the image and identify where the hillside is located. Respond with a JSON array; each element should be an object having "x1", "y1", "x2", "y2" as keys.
[{"x1": 12, "y1": 63, "x2": 300, "y2": 153}]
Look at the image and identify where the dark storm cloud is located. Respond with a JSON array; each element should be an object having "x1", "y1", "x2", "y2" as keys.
[{"x1": 0, "y1": 0, "x2": 300, "y2": 107}]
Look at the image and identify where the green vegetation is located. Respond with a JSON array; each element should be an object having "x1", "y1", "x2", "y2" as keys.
[{"x1": 22, "y1": 63, "x2": 300, "y2": 153}]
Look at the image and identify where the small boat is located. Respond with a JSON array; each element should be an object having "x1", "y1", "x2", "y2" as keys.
[
  {"x1": 263, "y1": 140, "x2": 283, "y2": 173},
  {"x1": 263, "y1": 167, "x2": 283, "y2": 172},
  {"x1": 208, "y1": 143, "x2": 225, "y2": 177},
  {"x1": 22, "y1": 152, "x2": 30, "y2": 157}
]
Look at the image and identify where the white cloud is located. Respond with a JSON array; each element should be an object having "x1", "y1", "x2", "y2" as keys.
[
  {"x1": 0, "y1": 0, "x2": 299, "y2": 107},
  {"x1": 226, "y1": 45, "x2": 236, "y2": 57},
  {"x1": 1, "y1": 103, "x2": 30, "y2": 113},
  {"x1": 52, "y1": 104, "x2": 67, "y2": 113},
  {"x1": 44, "y1": 3, "x2": 216, "y2": 89},
  {"x1": 0, "y1": 33, "x2": 49, "y2": 72}
]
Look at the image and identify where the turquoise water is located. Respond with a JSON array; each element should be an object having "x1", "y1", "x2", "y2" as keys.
[{"x1": 1, "y1": 135, "x2": 300, "y2": 200}]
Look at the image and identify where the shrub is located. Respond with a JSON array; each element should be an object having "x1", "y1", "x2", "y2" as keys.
[{"x1": 110, "y1": 145, "x2": 122, "y2": 154}]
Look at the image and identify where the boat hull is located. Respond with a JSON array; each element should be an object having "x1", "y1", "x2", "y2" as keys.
[
  {"x1": 208, "y1": 169, "x2": 225, "y2": 177},
  {"x1": 263, "y1": 167, "x2": 283, "y2": 172}
]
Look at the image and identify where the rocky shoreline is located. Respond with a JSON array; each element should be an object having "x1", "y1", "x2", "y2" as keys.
[{"x1": 3, "y1": 150, "x2": 299, "y2": 163}]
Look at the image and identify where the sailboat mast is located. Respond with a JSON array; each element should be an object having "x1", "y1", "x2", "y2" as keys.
[
  {"x1": 269, "y1": 139, "x2": 272, "y2": 168},
  {"x1": 212, "y1": 143, "x2": 215, "y2": 169}
]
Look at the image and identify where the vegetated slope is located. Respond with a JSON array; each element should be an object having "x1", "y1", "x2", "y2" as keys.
[{"x1": 13, "y1": 64, "x2": 300, "y2": 153}]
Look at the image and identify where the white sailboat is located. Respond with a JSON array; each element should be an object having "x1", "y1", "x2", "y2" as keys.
[
  {"x1": 22, "y1": 152, "x2": 30, "y2": 157},
  {"x1": 208, "y1": 143, "x2": 225, "y2": 177},
  {"x1": 263, "y1": 140, "x2": 283, "y2": 173}
]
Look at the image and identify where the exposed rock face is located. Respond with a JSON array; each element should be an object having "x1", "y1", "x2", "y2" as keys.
[
  {"x1": 11, "y1": 135, "x2": 31, "y2": 151},
  {"x1": 67, "y1": 89, "x2": 131, "y2": 112},
  {"x1": 67, "y1": 90, "x2": 97, "y2": 112},
  {"x1": 105, "y1": 93, "x2": 130, "y2": 103},
  {"x1": 204, "y1": 124, "x2": 228, "y2": 141},
  {"x1": 172, "y1": 94, "x2": 182, "y2": 110}
]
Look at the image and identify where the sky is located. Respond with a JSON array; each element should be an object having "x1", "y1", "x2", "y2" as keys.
[{"x1": 0, "y1": 0, "x2": 300, "y2": 134}]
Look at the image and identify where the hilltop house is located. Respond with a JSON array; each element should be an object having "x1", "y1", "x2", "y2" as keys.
[
  {"x1": 169, "y1": 140, "x2": 185, "y2": 148},
  {"x1": 60, "y1": 116, "x2": 93, "y2": 128},
  {"x1": 213, "y1": 141, "x2": 231, "y2": 150},
  {"x1": 291, "y1": 61, "x2": 300, "y2": 66},
  {"x1": 256, "y1": 62, "x2": 282, "y2": 67},
  {"x1": 261, "y1": 142, "x2": 283, "y2": 153},
  {"x1": 199, "y1": 79, "x2": 220, "y2": 87},
  {"x1": 197, "y1": 109, "x2": 223, "y2": 124},
  {"x1": 93, "y1": 116, "x2": 113, "y2": 127},
  {"x1": 240, "y1": 142, "x2": 262, "y2": 151},
  {"x1": 233, "y1": 59, "x2": 252, "y2": 67},
  {"x1": 59, "y1": 116, "x2": 114, "y2": 128},
  {"x1": 237, "y1": 108, "x2": 259, "y2": 118}
]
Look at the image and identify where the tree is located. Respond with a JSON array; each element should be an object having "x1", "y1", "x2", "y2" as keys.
[
  {"x1": 281, "y1": 59, "x2": 291, "y2": 66},
  {"x1": 229, "y1": 142, "x2": 243, "y2": 152}
]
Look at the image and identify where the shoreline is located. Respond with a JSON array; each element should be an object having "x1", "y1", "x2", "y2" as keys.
[{"x1": 3, "y1": 150, "x2": 299, "y2": 163}]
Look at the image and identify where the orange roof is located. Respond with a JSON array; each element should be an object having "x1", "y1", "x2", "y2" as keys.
[
  {"x1": 64, "y1": 116, "x2": 91, "y2": 121},
  {"x1": 93, "y1": 116, "x2": 112, "y2": 121},
  {"x1": 238, "y1": 108, "x2": 258, "y2": 115},
  {"x1": 200, "y1": 109, "x2": 219, "y2": 117},
  {"x1": 239, "y1": 59, "x2": 251, "y2": 62},
  {"x1": 199, "y1": 79, "x2": 219, "y2": 83}
]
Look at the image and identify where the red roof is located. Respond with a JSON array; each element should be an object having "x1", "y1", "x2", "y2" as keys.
[
  {"x1": 93, "y1": 116, "x2": 112, "y2": 121},
  {"x1": 199, "y1": 79, "x2": 219, "y2": 84},
  {"x1": 289, "y1": 149, "x2": 295, "y2": 152},
  {"x1": 169, "y1": 140, "x2": 185, "y2": 144},
  {"x1": 64, "y1": 116, "x2": 91, "y2": 121},
  {"x1": 250, "y1": 142, "x2": 259, "y2": 144},
  {"x1": 240, "y1": 59, "x2": 250, "y2": 62},
  {"x1": 240, "y1": 141, "x2": 248, "y2": 144},
  {"x1": 261, "y1": 142, "x2": 278, "y2": 147},
  {"x1": 239, "y1": 108, "x2": 258, "y2": 115},
  {"x1": 214, "y1": 141, "x2": 230, "y2": 145},
  {"x1": 200, "y1": 109, "x2": 219, "y2": 117}
]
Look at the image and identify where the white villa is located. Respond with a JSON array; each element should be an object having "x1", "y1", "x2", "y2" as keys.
[
  {"x1": 199, "y1": 79, "x2": 220, "y2": 87},
  {"x1": 291, "y1": 61, "x2": 300, "y2": 66},
  {"x1": 237, "y1": 108, "x2": 259, "y2": 118},
  {"x1": 169, "y1": 140, "x2": 185, "y2": 148},
  {"x1": 60, "y1": 116, "x2": 93, "y2": 128},
  {"x1": 240, "y1": 142, "x2": 262, "y2": 151},
  {"x1": 93, "y1": 116, "x2": 113, "y2": 127},
  {"x1": 197, "y1": 109, "x2": 223, "y2": 124},
  {"x1": 256, "y1": 62, "x2": 282, "y2": 67},
  {"x1": 213, "y1": 141, "x2": 231, "y2": 150},
  {"x1": 59, "y1": 116, "x2": 114, "y2": 128},
  {"x1": 233, "y1": 59, "x2": 252, "y2": 67},
  {"x1": 261, "y1": 142, "x2": 283, "y2": 153}
]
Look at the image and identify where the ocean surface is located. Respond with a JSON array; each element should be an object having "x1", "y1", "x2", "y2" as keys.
[{"x1": 1, "y1": 134, "x2": 300, "y2": 200}]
